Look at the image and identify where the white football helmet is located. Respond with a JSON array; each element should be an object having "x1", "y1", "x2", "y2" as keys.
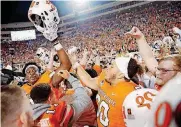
[
  {"x1": 28, "y1": 0, "x2": 60, "y2": 41},
  {"x1": 144, "y1": 73, "x2": 181, "y2": 127},
  {"x1": 122, "y1": 88, "x2": 158, "y2": 127},
  {"x1": 36, "y1": 47, "x2": 60, "y2": 68},
  {"x1": 36, "y1": 47, "x2": 50, "y2": 65}
]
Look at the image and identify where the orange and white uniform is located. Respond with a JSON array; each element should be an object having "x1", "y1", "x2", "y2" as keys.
[
  {"x1": 22, "y1": 71, "x2": 65, "y2": 100},
  {"x1": 22, "y1": 71, "x2": 52, "y2": 95},
  {"x1": 96, "y1": 71, "x2": 136, "y2": 127}
]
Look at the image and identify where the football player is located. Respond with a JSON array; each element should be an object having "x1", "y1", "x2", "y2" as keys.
[{"x1": 72, "y1": 56, "x2": 140, "y2": 127}]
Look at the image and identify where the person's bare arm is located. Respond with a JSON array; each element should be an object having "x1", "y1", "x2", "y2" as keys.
[
  {"x1": 80, "y1": 50, "x2": 89, "y2": 66},
  {"x1": 69, "y1": 53, "x2": 99, "y2": 90},
  {"x1": 52, "y1": 40, "x2": 72, "y2": 88},
  {"x1": 76, "y1": 65, "x2": 98, "y2": 90},
  {"x1": 95, "y1": 54, "x2": 100, "y2": 66},
  {"x1": 126, "y1": 27, "x2": 158, "y2": 74}
]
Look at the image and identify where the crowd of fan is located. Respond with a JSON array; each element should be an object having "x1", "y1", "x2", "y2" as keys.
[{"x1": 1, "y1": 1, "x2": 180, "y2": 68}]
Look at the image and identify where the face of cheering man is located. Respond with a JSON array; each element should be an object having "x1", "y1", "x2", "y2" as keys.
[
  {"x1": 156, "y1": 59, "x2": 179, "y2": 86},
  {"x1": 25, "y1": 66, "x2": 40, "y2": 85},
  {"x1": 104, "y1": 62, "x2": 124, "y2": 84}
]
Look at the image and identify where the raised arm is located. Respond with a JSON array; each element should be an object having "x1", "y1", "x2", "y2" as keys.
[
  {"x1": 126, "y1": 27, "x2": 158, "y2": 74},
  {"x1": 69, "y1": 53, "x2": 99, "y2": 90},
  {"x1": 76, "y1": 65, "x2": 98, "y2": 90},
  {"x1": 52, "y1": 40, "x2": 72, "y2": 88},
  {"x1": 80, "y1": 50, "x2": 89, "y2": 66}
]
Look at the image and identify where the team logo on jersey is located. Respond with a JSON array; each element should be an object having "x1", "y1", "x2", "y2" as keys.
[{"x1": 127, "y1": 108, "x2": 135, "y2": 119}]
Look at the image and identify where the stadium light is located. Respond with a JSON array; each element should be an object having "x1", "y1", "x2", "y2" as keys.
[
  {"x1": 73, "y1": 0, "x2": 87, "y2": 6},
  {"x1": 72, "y1": 0, "x2": 90, "y2": 11}
]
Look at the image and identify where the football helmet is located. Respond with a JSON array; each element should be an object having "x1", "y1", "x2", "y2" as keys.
[
  {"x1": 28, "y1": 0, "x2": 60, "y2": 41},
  {"x1": 36, "y1": 47, "x2": 60, "y2": 68},
  {"x1": 36, "y1": 47, "x2": 50, "y2": 65}
]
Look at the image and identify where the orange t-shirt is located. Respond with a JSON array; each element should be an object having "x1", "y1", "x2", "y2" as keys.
[
  {"x1": 96, "y1": 71, "x2": 136, "y2": 127},
  {"x1": 22, "y1": 71, "x2": 52, "y2": 95},
  {"x1": 34, "y1": 102, "x2": 73, "y2": 127}
]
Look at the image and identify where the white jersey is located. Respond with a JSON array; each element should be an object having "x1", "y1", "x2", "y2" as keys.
[
  {"x1": 123, "y1": 88, "x2": 158, "y2": 127},
  {"x1": 144, "y1": 73, "x2": 181, "y2": 127}
]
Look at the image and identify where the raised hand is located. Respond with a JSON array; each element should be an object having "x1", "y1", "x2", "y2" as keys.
[
  {"x1": 57, "y1": 70, "x2": 70, "y2": 79},
  {"x1": 125, "y1": 27, "x2": 144, "y2": 39}
]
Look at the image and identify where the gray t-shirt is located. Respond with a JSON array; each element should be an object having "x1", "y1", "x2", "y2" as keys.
[{"x1": 67, "y1": 75, "x2": 96, "y2": 127}]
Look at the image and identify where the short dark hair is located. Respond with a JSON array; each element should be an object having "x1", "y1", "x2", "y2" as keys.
[
  {"x1": 22, "y1": 62, "x2": 41, "y2": 76},
  {"x1": 30, "y1": 83, "x2": 51, "y2": 104}
]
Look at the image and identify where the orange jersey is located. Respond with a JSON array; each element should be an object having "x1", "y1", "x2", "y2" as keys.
[
  {"x1": 34, "y1": 102, "x2": 73, "y2": 127},
  {"x1": 96, "y1": 71, "x2": 136, "y2": 127},
  {"x1": 22, "y1": 71, "x2": 52, "y2": 95}
]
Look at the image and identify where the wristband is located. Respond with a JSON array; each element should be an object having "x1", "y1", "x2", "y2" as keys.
[{"x1": 54, "y1": 43, "x2": 63, "y2": 51}]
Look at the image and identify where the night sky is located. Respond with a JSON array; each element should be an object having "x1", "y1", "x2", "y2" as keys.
[{"x1": 1, "y1": 1, "x2": 113, "y2": 24}]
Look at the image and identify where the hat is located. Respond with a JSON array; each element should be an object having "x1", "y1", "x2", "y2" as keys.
[{"x1": 115, "y1": 57, "x2": 131, "y2": 79}]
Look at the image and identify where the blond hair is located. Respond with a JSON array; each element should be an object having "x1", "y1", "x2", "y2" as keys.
[
  {"x1": 160, "y1": 55, "x2": 181, "y2": 71},
  {"x1": 1, "y1": 85, "x2": 25, "y2": 124}
]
